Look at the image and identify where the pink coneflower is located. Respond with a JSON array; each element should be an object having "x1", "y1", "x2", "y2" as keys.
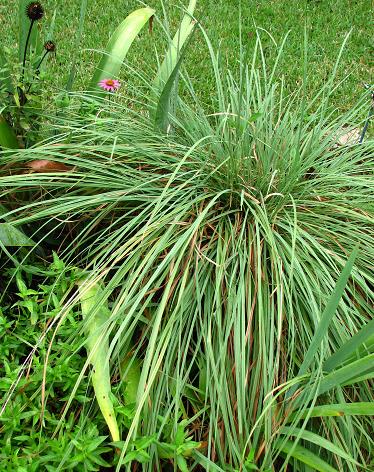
[{"x1": 98, "y1": 78, "x2": 121, "y2": 92}]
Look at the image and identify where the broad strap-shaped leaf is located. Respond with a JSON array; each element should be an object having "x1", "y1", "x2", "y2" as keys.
[
  {"x1": 154, "y1": 50, "x2": 186, "y2": 132},
  {"x1": 153, "y1": 0, "x2": 196, "y2": 92},
  {"x1": 89, "y1": 7, "x2": 155, "y2": 93},
  {"x1": 0, "y1": 223, "x2": 34, "y2": 247},
  {"x1": 152, "y1": 1, "x2": 197, "y2": 131},
  {"x1": 324, "y1": 318, "x2": 374, "y2": 372},
  {"x1": 0, "y1": 115, "x2": 19, "y2": 149},
  {"x1": 278, "y1": 440, "x2": 338, "y2": 472},
  {"x1": 78, "y1": 278, "x2": 120, "y2": 442}
]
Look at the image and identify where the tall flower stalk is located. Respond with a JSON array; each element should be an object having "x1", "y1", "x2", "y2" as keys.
[{"x1": 21, "y1": 2, "x2": 44, "y2": 85}]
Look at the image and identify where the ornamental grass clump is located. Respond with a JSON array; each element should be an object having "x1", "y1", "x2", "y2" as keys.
[{"x1": 0, "y1": 27, "x2": 373, "y2": 472}]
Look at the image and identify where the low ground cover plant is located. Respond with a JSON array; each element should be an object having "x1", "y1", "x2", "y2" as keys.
[{"x1": 0, "y1": 1, "x2": 373, "y2": 471}]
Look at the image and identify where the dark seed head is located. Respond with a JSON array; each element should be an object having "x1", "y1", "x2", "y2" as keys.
[
  {"x1": 44, "y1": 40, "x2": 56, "y2": 52},
  {"x1": 26, "y1": 2, "x2": 44, "y2": 21}
]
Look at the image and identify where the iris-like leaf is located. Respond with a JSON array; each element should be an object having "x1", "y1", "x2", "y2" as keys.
[
  {"x1": 78, "y1": 278, "x2": 120, "y2": 442},
  {"x1": 90, "y1": 7, "x2": 155, "y2": 94},
  {"x1": 152, "y1": 0, "x2": 196, "y2": 131},
  {"x1": 153, "y1": 0, "x2": 196, "y2": 92}
]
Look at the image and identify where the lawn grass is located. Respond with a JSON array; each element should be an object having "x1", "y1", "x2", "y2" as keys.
[{"x1": 1, "y1": 0, "x2": 373, "y2": 112}]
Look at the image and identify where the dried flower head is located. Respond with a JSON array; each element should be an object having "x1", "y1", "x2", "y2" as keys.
[
  {"x1": 98, "y1": 78, "x2": 121, "y2": 92},
  {"x1": 44, "y1": 40, "x2": 56, "y2": 52},
  {"x1": 26, "y1": 2, "x2": 44, "y2": 21}
]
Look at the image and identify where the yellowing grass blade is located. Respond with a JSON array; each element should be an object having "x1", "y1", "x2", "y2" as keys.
[
  {"x1": 78, "y1": 278, "x2": 120, "y2": 442},
  {"x1": 90, "y1": 7, "x2": 155, "y2": 93}
]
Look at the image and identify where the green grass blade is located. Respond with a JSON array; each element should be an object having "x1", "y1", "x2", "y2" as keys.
[
  {"x1": 0, "y1": 46, "x2": 13, "y2": 93},
  {"x1": 278, "y1": 441, "x2": 338, "y2": 472},
  {"x1": 318, "y1": 354, "x2": 374, "y2": 395},
  {"x1": 280, "y1": 427, "x2": 360, "y2": 465},
  {"x1": 289, "y1": 402, "x2": 374, "y2": 421},
  {"x1": 324, "y1": 318, "x2": 374, "y2": 372},
  {"x1": 0, "y1": 115, "x2": 19, "y2": 149},
  {"x1": 66, "y1": 0, "x2": 87, "y2": 91},
  {"x1": 89, "y1": 7, "x2": 155, "y2": 92},
  {"x1": 78, "y1": 278, "x2": 120, "y2": 442},
  {"x1": 295, "y1": 246, "x2": 358, "y2": 377}
]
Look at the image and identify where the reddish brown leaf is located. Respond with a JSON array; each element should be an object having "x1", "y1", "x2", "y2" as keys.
[{"x1": 26, "y1": 160, "x2": 73, "y2": 173}]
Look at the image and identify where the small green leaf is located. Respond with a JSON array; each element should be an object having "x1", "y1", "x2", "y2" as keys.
[
  {"x1": 0, "y1": 46, "x2": 13, "y2": 93},
  {"x1": 176, "y1": 455, "x2": 189, "y2": 472},
  {"x1": 157, "y1": 441, "x2": 176, "y2": 459}
]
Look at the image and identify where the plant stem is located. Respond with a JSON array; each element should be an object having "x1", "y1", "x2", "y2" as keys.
[
  {"x1": 26, "y1": 51, "x2": 49, "y2": 94},
  {"x1": 359, "y1": 99, "x2": 373, "y2": 144},
  {"x1": 21, "y1": 20, "x2": 35, "y2": 84}
]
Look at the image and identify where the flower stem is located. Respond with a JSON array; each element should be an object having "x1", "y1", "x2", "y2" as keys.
[
  {"x1": 21, "y1": 20, "x2": 35, "y2": 84},
  {"x1": 35, "y1": 50, "x2": 49, "y2": 73},
  {"x1": 359, "y1": 100, "x2": 373, "y2": 144},
  {"x1": 26, "y1": 50, "x2": 49, "y2": 94}
]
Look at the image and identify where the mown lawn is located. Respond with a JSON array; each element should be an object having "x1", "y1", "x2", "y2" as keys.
[{"x1": 1, "y1": 0, "x2": 373, "y2": 111}]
